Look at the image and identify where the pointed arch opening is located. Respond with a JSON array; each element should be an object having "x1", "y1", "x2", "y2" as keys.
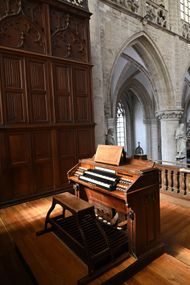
[{"x1": 108, "y1": 32, "x2": 172, "y2": 159}]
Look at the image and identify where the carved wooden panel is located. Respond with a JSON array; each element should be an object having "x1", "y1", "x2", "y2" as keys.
[
  {"x1": 53, "y1": 63, "x2": 73, "y2": 122},
  {"x1": 34, "y1": 163, "x2": 53, "y2": 193},
  {"x1": 3, "y1": 56, "x2": 21, "y2": 88},
  {"x1": 143, "y1": 191, "x2": 159, "y2": 243},
  {"x1": 27, "y1": 59, "x2": 50, "y2": 122},
  {"x1": 0, "y1": 132, "x2": 13, "y2": 202},
  {"x1": 0, "y1": 99, "x2": 2, "y2": 124},
  {"x1": 50, "y1": 8, "x2": 89, "y2": 62},
  {"x1": 32, "y1": 131, "x2": 53, "y2": 192},
  {"x1": 0, "y1": 0, "x2": 46, "y2": 53},
  {"x1": 32, "y1": 131, "x2": 52, "y2": 161},
  {"x1": 57, "y1": 129, "x2": 76, "y2": 185},
  {"x1": 73, "y1": 67, "x2": 91, "y2": 122},
  {"x1": 8, "y1": 133, "x2": 31, "y2": 166},
  {"x1": 0, "y1": 133, "x2": 5, "y2": 170},
  {"x1": 77, "y1": 128, "x2": 94, "y2": 158},
  {"x1": 7, "y1": 132, "x2": 34, "y2": 198},
  {"x1": 0, "y1": 0, "x2": 94, "y2": 205},
  {"x1": 1, "y1": 55, "x2": 26, "y2": 123},
  {"x1": 127, "y1": 186, "x2": 160, "y2": 256},
  {"x1": 11, "y1": 166, "x2": 34, "y2": 198},
  {"x1": 5, "y1": 92, "x2": 25, "y2": 123}
]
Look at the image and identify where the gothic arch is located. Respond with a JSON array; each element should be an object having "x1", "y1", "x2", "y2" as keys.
[
  {"x1": 105, "y1": 31, "x2": 171, "y2": 159},
  {"x1": 109, "y1": 31, "x2": 174, "y2": 113},
  {"x1": 114, "y1": 78, "x2": 155, "y2": 122},
  {"x1": 115, "y1": 78, "x2": 156, "y2": 156}
]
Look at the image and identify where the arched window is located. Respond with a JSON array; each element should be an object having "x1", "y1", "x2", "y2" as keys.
[
  {"x1": 180, "y1": 0, "x2": 190, "y2": 22},
  {"x1": 116, "y1": 101, "x2": 127, "y2": 147}
]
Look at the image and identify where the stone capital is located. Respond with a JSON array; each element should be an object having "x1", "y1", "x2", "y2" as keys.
[
  {"x1": 143, "y1": 118, "x2": 158, "y2": 124},
  {"x1": 156, "y1": 110, "x2": 183, "y2": 120}
]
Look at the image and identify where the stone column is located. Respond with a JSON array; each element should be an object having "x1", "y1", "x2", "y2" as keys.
[
  {"x1": 151, "y1": 118, "x2": 161, "y2": 161},
  {"x1": 143, "y1": 118, "x2": 151, "y2": 159},
  {"x1": 157, "y1": 110, "x2": 183, "y2": 163},
  {"x1": 143, "y1": 118, "x2": 161, "y2": 161},
  {"x1": 144, "y1": 118, "x2": 160, "y2": 161},
  {"x1": 88, "y1": 1, "x2": 105, "y2": 147}
]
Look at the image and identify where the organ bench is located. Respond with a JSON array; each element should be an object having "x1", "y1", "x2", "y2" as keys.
[{"x1": 38, "y1": 192, "x2": 129, "y2": 279}]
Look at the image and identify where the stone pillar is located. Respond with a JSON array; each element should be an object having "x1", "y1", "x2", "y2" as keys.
[
  {"x1": 157, "y1": 110, "x2": 183, "y2": 163},
  {"x1": 151, "y1": 118, "x2": 161, "y2": 161},
  {"x1": 143, "y1": 118, "x2": 151, "y2": 158},
  {"x1": 88, "y1": 1, "x2": 105, "y2": 147},
  {"x1": 144, "y1": 118, "x2": 160, "y2": 161},
  {"x1": 143, "y1": 118, "x2": 160, "y2": 161}
]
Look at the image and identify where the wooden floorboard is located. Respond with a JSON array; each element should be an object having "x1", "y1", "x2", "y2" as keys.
[
  {"x1": 160, "y1": 194, "x2": 190, "y2": 249},
  {"x1": 0, "y1": 193, "x2": 190, "y2": 284}
]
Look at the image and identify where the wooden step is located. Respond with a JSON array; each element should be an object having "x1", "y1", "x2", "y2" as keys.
[
  {"x1": 168, "y1": 243, "x2": 190, "y2": 267},
  {"x1": 16, "y1": 230, "x2": 137, "y2": 285},
  {"x1": 15, "y1": 231, "x2": 139, "y2": 285},
  {"x1": 127, "y1": 253, "x2": 190, "y2": 285},
  {"x1": 15, "y1": 232, "x2": 88, "y2": 285},
  {"x1": 14, "y1": 233, "x2": 190, "y2": 285},
  {"x1": 88, "y1": 255, "x2": 135, "y2": 285}
]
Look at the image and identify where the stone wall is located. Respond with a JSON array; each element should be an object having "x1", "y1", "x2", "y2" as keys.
[{"x1": 88, "y1": 0, "x2": 190, "y2": 162}]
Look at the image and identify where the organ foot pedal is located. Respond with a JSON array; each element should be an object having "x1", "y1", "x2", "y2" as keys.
[{"x1": 37, "y1": 192, "x2": 129, "y2": 284}]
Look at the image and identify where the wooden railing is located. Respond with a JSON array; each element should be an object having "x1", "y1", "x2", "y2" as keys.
[{"x1": 154, "y1": 161, "x2": 190, "y2": 199}]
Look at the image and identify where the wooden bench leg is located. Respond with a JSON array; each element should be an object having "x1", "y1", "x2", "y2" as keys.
[
  {"x1": 37, "y1": 198, "x2": 57, "y2": 236},
  {"x1": 44, "y1": 198, "x2": 57, "y2": 231}
]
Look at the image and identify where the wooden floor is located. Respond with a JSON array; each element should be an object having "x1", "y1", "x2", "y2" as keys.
[{"x1": 0, "y1": 192, "x2": 190, "y2": 285}]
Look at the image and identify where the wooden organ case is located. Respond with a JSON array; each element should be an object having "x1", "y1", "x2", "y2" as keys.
[
  {"x1": 67, "y1": 145, "x2": 164, "y2": 283},
  {"x1": 0, "y1": 0, "x2": 95, "y2": 206}
]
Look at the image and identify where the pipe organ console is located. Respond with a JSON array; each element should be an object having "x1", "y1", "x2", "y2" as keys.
[
  {"x1": 67, "y1": 145, "x2": 164, "y2": 260},
  {"x1": 39, "y1": 145, "x2": 164, "y2": 284}
]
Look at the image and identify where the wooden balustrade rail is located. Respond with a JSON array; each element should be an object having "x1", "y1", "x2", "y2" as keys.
[{"x1": 154, "y1": 162, "x2": 190, "y2": 199}]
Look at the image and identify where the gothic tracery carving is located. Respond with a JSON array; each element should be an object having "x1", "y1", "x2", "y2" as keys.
[
  {"x1": 145, "y1": 3, "x2": 156, "y2": 22},
  {"x1": 113, "y1": 0, "x2": 140, "y2": 14},
  {"x1": 0, "y1": 0, "x2": 22, "y2": 21},
  {"x1": 144, "y1": 1, "x2": 167, "y2": 28},
  {"x1": 149, "y1": 0, "x2": 165, "y2": 7},
  {"x1": 157, "y1": 8, "x2": 167, "y2": 27},
  {"x1": 0, "y1": 0, "x2": 45, "y2": 53},
  {"x1": 58, "y1": 0, "x2": 88, "y2": 10},
  {"x1": 106, "y1": 0, "x2": 168, "y2": 28},
  {"x1": 126, "y1": 0, "x2": 139, "y2": 13},
  {"x1": 50, "y1": 9, "x2": 88, "y2": 61},
  {"x1": 156, "y1": 110, "x2": 183, "y2": 120},
  {"x1": 181, "y1": 21, "x2": 190, "y2": 41}
]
